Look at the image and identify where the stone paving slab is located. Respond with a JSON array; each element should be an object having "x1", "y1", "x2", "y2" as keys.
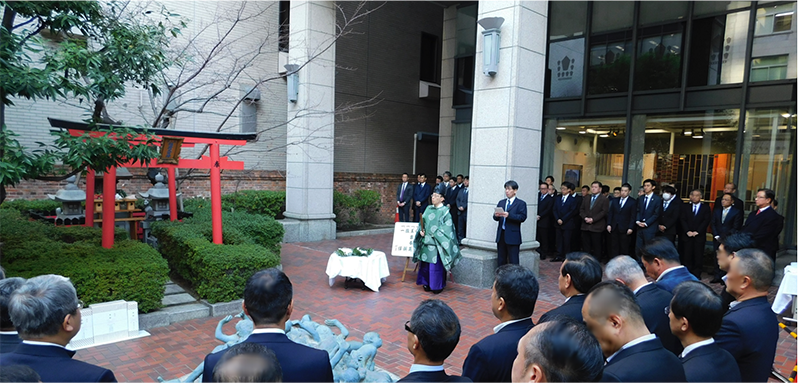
[
  {"x1": 161, "y1": 293, "x2": 197, "y2": 306},
  {"x1": 73, "y1": 233, "x2": 797, "y2": 382},
  {"x1": 164, "y1": 284, "x2": 186, "y2": 295}
]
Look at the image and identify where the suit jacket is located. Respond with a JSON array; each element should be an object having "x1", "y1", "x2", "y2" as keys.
[
  {"x1": 413, "y1": 183, "x2": 432, "y2": 208},
  {"x1": 537, "y1": 193, "x2": 554, "y2": 229},
  {"x1": 680, "y1": 202, "x2": 711, "y2": 237},
  {"x1": 0, "y1": 343, "x2": 116, "y2": 382},
  {"x1": 602, "y1": 338, "x2": 686, "y2": 382},
  {"x1": 681, "y1": 343, "x2": 741, "y2": 382},
  {"x1": 659, "y1": 198, "x2": 683, "y2": 237},
  {"x1": 710, "y1": 206, "x2": 743, "y2": 240},
  {"x1": 397, "y1": 182, "x2": 414, "y2": 204},
  {"x1": 456, "y1": 187, "x2": 469, "y2": 215},
  {"x1": 494, "y1": 198, "x2": 528, "y2": 245},
  {"x1": 580, "y1": 194, "x2": 610, "y2": 232},
  {"x1": 462, "y1": 318, "x2": 534, "y2": 382},
  {"x1": 399, "y1": 370, "x2": 472, "y2": 382},
  {"x1": 655, "y1": 266, "x2": 699, "y2": 293},
  {"x1": 713, "y1": 195, "x2": 744, "y2": 215},
  {"x1": 553, "y1": 194, "x2": 579, "y2": 230},
  {"x1": 202, "y1": 333, "x2": 333, "y2": 382},
  {"x1": 608, "y1": 197, "x2": 637, "y2": 232},
  {"x1": 539, "y1": 294, "x2": 586, "y2": 323},
  {"x1": 636, "y1": 193, "x2": 663, "y2": 228},
  {"x1": 741, "y1": 207, "x2": 784, "y2": 258},
  {"x1": 445, "y1": 186, "x2": 460, "y2": 208},
  {"x1": 0, "y1": 333, "x2": 22, "y2": 354},
  {"x1": 635, "y1": 284, "x2": 682, "y2": 355},
  {"x1": 715, "y1": 296, "x2": 779, "y2": 383}
]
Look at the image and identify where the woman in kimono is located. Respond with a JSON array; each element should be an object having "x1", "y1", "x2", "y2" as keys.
[{"x1": 413, "y1": 191, "x2": 462, "y2": 293}]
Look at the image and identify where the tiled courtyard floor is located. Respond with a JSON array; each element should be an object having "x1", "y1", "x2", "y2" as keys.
[{"x1": 75, "y1": 233, "x2": 796, "y2": 381}]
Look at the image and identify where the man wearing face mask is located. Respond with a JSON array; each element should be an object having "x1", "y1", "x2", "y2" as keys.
[{"x1": 657, "y1": 185, "x2": 682, "y2": 244}]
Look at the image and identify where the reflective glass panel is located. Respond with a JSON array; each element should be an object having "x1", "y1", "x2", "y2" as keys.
[
  {"x1": 639, "y1": 1, "x2": 688, "y2": 25},
  {"x1": 550, "y1": 1, "x2": 587, "y2": 40},
  {"x1": 592, "y1": 1, "x2": 634, "y2": 34},
  {"x1": 751, "y1": 3, "x2": 797, "y2": 80},
  {"x1": 694, "y1": 1, "x2": 751, "y2": 16},
  {"x1": 687, "y1": 11, "x2": 750, "y2": 86}
]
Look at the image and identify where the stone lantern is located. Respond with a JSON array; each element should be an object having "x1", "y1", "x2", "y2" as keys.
[
  {"x1": 138, "y1": 174, "x2": 177, "y2": 220},
  {"x1": 48, "y1": 176, "x2": 86, "y2": 224}
]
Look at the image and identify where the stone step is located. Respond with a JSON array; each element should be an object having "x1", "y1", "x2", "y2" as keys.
[
  {"x1": 164, "y1": 283, "x2": 186, "y2": 295},
  {"x1": 160, "y1": 303, "x2": 210, "y2": 322},
  {"x1": 165, "y1": 280, "x2": 176, "y2": 286},
  {"x1": 162, "y1": 293, "x2": 197, "y2": 307}
]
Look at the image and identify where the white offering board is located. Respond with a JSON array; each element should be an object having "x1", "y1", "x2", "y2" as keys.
[{"x1": 391, "y1": 222, "x2": 418, "y2": 257}]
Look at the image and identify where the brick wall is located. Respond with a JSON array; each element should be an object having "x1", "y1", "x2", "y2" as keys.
[{"x1": 6, "y1": 170, "x2": 404, "y2": 224}]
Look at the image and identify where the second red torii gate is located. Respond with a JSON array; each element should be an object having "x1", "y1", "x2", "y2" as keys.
[{"x1": 49, "y1": 118, "x2": 256, "y2": 248}]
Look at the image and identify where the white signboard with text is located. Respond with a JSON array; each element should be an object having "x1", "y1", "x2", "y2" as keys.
[{"x1": 391, "y1": 222, "x2": 419, "y2": 257}]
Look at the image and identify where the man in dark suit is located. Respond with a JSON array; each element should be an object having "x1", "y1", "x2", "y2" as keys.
[
  {"x1": 397, "y1": 173, "x2": 414, "y2": 222},
  {"x1": 582, "y1": 281, "x2": 686, "y2": 382},
  {"x1": 0, "y1": 275, "x2": 117, "y2": 382},
  {"x1": 455, "y1": 177, "x2": 469, "y2": 245},
  {"x1": 715, "y1": 233, "x2": 756, "y2": 311},
  {"x1": 657, "y1": 185, "x2": 682, "y2": 243},
  {"x1": 413, "y1": 173, "x2": 431, "y2": 222},
  {"x1": 202, "y1": 268, "x2": 333, "y2": 382},
  {"x1": 715, "y1": 249, "x2": 779, "y2": 382},
  {"x1": 636, "y1": 179, "x2": 662, "y2": 255},
  {"x1": 713, "y1": 183, "x2": 744, "y2": 214},
  {"x1": 0, "y1": 277, "x2": 25, "y2": 354},
  {"x1": 669, "y1": 281, "x2": 741, "y2": 382},
  {"x1": 445, "y1": 178, "x2": 461, "y2": 234},
  {"x1": 605, "y1": 256, "x2": 682, "y2": 355},
  {"x1": 710, "y1": 193, "x2": 744, "y2": 283},
  {"x1": 680, "y1": 189, "x2": 712, "y2": 279},
  {"x1": 552, "y1": 182, "x2": 578, "y2": 262},
  {"x1": 511, "y1": 316, "x2": 604, "y2": 382},
  {"x1": 580, "y1": 181, "x2": 610, "y2": 261},
  {"x1": 536, "y1": 182, "x2": 554, "y2": 260},
  {"x1": 741, "y1": 188, "x2": 784, "y2": 259},
  {"x1": 494, "y1": 180, "x2": 528, "y2": 266},
  {"x1": 539, "y1": 252, "x2": 601, "y2": 323},
  {"x1": 463, "y1": 265, "x2": 538, "y2": 382},
  {"x1": 212, "y1": 342, "x2": 283, "y2": 383},
  {"x1": 400, "y1": 300, "x2": 471, "y2": 382},
  {"x1": 607, "y1": 183, "x2": 637, "y2": 258},
  {"x1": 641, "y1": 237, "x2": 698, "y2": 293}
]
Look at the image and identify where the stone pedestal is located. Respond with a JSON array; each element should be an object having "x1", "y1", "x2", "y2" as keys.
[
  {"x1": 454, "y1": 1, "x2": 548, "y2": 287},
  {"x1": 284, "y1": 1, "x2": 337, "y2": 241}
]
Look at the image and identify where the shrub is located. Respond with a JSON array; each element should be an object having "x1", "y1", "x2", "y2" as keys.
[
  {"x1": 151, "y1": 201, "x2": 283, "y2": 303},
  {"x1": 0, "y1": 199, "x2": 62, "y2": 215},
  {"x1": 221, "y1": 190, "x2": 285, "y2": 219},
  {"x1": 0, "y1": 211, "x2": 168, "y2": 313},
  {"x1": 333, "y1": 189, "x2": 381, "y2": 229}
]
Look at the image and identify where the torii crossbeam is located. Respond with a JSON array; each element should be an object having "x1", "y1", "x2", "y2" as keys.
[{"x1": 48, "y1": 118, "x2": 256, "y2": 248}]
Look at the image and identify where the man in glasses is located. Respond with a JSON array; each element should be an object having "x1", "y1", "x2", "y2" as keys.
[
  {"x1": 400, "y1": 300, "x2": 470, "y2": 382},
  {"x1": 0, "y1": 274, "x2": 117, "y2": 382}
]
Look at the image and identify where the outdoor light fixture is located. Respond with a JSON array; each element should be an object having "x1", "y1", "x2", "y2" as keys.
[
  {"x1": 684, "y1": 129, "x2": 692, "y2": 136},
  {"x1": 285, "y1": 64, "x2": 300, "y2": 103},
  {"x1": 477, "y1": 17, "x2": 504, "y2": 76}
]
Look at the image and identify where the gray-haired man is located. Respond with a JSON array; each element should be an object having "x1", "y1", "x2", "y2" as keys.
[{"x1": 0, "y1": 275, "x2": 116, "y2": 382}]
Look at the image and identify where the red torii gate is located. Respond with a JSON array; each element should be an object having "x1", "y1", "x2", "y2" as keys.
[{"x1": 48, "y1": 118, "x2": 256, "y2": 249}]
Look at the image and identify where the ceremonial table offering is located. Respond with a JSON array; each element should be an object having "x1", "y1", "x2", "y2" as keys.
[
  {"x1": 326, "y1": 248, "x2": 390, "y2": 292},
  {"x1": 773, "y1": 262, "x2": 798, "y2": 322}
]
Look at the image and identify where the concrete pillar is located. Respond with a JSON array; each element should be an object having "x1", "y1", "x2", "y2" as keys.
[
  {"x1": 283, "y1": 0, "x2": 337, "y2": 242},
  {"x1": 455, "y1": 1, "x2": 548, "y2": 288},
  {"x1": 437, "y1": 6, "x2": 458, "y2": 174}
]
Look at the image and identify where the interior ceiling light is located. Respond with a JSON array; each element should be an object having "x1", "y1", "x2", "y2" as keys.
[
  {"x1": 610, "y1": 131, "x2": 618, "y2": 137},
  {"x1": 684, "y1": 129, "x2": 692, "y2": 136},
  {"x1": 579, "y1": 131, "x2": 587, "y2": 134},
  {"x1": 693, "y1": 129, "x2": 704, "y2": 139},
  {"x1": 599, "y1": 134, "x2": 609, "y2": 138},
  {"x1": 586, "y1": 129, "x2": 597, "y2": 134},
  {"x1": 556, "y1": 126, "x2": 566, "y2": 130}
]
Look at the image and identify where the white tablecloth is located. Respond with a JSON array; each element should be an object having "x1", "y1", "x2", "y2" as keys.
[
  {"x1": 772, "y1": 263, "x2": 798, "y2": 314},
  {"x1": 325, "y1": 251, "x2": 390, "y2": 292}
]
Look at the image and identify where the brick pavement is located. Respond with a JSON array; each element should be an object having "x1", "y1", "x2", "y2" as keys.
[{"x1": 74, "y1": 233, "x2": 796, "y2": 381}]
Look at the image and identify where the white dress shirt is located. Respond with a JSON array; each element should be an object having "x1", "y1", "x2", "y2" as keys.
[
  {"x1": 680, "y1": 338, "x2": 714, "y2": 358},
  {"x1": 656, "y1": 265, "x2": 687, "y2": 282},
  {"x1": 493, "y1": 317, "x2": 530, "y2": 334},
  {"x1": 606, "y1": 334, "x2": 657, "y2": 364},
  {"x1": 409, "y1": 364, "x2": 445, "y2": 373}
]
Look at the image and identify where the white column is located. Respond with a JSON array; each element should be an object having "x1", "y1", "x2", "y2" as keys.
[
  {"x1": 283, "y1": 0, "x2": 337, "y2": 241},
  {"x1": 457, "y1": 1, "x2": 548, "y2": 285}
]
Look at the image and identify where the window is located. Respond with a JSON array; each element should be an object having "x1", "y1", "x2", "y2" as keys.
[
  {"x1": 750, "y1": 55, "x2": 789, "y2": 81},
  {"x1": 278, "y1": 1, "x2": 290, "y2": 52},
  {"x1": 635, "y1": 24, "x2": 684, "y2": 90},
  {"x1": 591, "y1": 1, "x2": 634, "y2": 34},
  {"x1": 549, "y1": 1, "x2": 587, "y2": 40},
  {"x1": 420, "y1": 33, "x2": 440, "y2": 84},
  {"x1": 694, "y1": 1, "x2": 751, "y2": 17},
  {"x1": 587, "y1": 32, "x2": 632, "y2": 94},
  {"x1": 453, "y1": 56, "x2": 474, "y2": 106},
  {"x1": 687, "y1": 11, "x2": 750, "y2": 86},
  {"x1": 755, "y1": 3, "x2": 795, "y2": 35},
  {"x1": 639, "y1": 1, "x2": 688, "y2": 26}
]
